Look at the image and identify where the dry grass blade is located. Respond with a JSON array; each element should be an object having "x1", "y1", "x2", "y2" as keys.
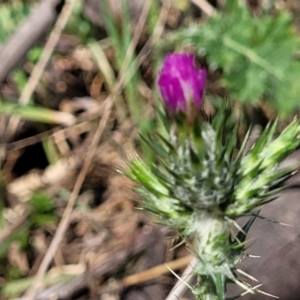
[
  {"x1": 26, "y1": 99, "x2": 112, "y2": 298},
  {"x1": 5, "y1": 122, "x2": 94, "y2": 152},
  {"x1": 191, "y1": 0, "x2": 216, "y2": 16},
  {"x1": 18, "y1": 0, "x2": 78, "y2": 106},
  {"x1": 89, "y1": 42, "x2": 116, "y2": 92},
  {"x1": 165, "y1": 256, "x2": 197, "y2": 300},
  {"x1": 26, "y1": 98, "x2": 113, "y2": 300},
  {"x1": 6, "y1": 0, "x2": 78, "y2": 139},
  {"x1": 89, "y1": 42, "x2": 127, "y2": 122},
  {"x1": 122, "y1": 255, "x2": 193, "y2": 288},
  {"x1": 18, "y1": 226, "x2": 162, "y2": 300},
  {"x1": 25, "y1": 1, "x2": 154, "y2": 298}
]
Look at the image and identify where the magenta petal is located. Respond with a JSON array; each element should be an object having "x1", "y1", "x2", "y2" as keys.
[
  {"x1": 192, "y1": 69, "x2": 207, "y2": 108},
  {"x1": 158, "y1": 73, "x2": 186, "y2": 111},
  {"x1": 157, "y1": 53, "x2": 207, "y2": 113}
]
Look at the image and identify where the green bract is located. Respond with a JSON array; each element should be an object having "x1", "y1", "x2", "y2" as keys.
[{"x1": 126, "y1": 105, "x2": 300, "y2": 299}]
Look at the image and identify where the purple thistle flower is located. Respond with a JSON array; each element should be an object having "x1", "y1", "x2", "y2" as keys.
[{"x1": 157, "y1": 53, "x2": 206, "y2": 113}]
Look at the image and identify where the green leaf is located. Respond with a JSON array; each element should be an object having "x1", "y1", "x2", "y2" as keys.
[
  {"x1": 29, "y1": 192, "x2": 54, "y2": 213},
  {"x1": 0, "y1": 226, "x2": 29, "y2": 258},
  {"x1": 170, "y1": 4, "x2": 300, "y2": 115},
  {"x1": 0, "y1": 1, "x2": 31, "y2": 43},
  {"x1": 30, "y1": 214, "x2": 57, "y2": 226}
]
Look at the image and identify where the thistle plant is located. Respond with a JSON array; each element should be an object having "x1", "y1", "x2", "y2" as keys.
[{"x1": 126, "y1": 53, "x2": 300, "y2": 299}]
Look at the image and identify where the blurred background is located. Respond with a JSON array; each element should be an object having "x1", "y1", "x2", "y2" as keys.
[{"x1": 0, "y1": 0, "x2": 300, "y2": 299}]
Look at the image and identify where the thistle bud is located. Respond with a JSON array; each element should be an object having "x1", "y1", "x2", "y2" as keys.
[{"x1": 157, "y1": 53, "x2": 206, "y2": 114}]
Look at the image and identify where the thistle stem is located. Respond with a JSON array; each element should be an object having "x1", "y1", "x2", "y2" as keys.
[
  {"x1": 197, "y1": 275, "x2": 220, "y2": 300},
  {"x1": 165, "y1": 257, "x2": 197, "y2": 300}
]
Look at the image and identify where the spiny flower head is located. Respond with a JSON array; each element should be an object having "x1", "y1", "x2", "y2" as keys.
[
  {"x1": 126, "y1": 100, "x2": 300, "y2": 298},
  {"x1": 129, "y1": 53, "x2": 300, "y2": 298},
  {"x1": 157, "y1": 53, "x2": 206, "y2": 114}
]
